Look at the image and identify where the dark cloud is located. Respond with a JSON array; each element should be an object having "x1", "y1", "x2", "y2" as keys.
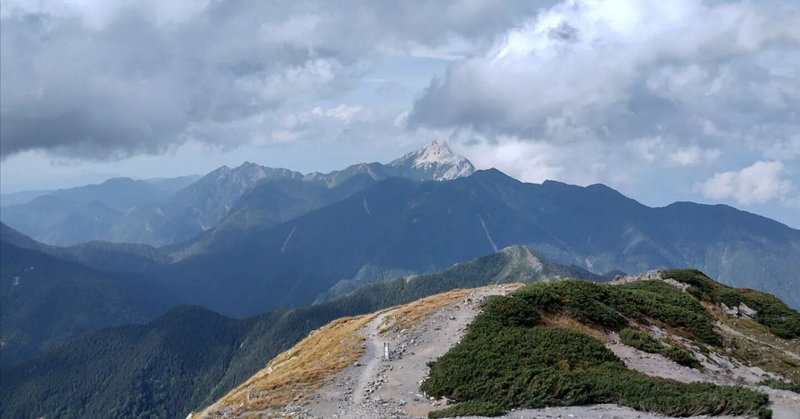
[
  {"x1": 548, "y1": 22, "x2": 578, "y2": 42},
  {"x1": 0, "y1": 0, "x2": 549, "y2": 160}
]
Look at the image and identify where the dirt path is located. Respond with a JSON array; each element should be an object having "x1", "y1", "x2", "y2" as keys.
[
  {"x1": 301, "y1": 285, "x2": 518, "y2": 418},
  {"x1": 351, "y1": 314, "x2": 388, "y2": 405},
  {"x1": 377, "y1": 288, "x2": 500, "y2": 418}
]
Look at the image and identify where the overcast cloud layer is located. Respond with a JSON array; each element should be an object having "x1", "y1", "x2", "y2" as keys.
[
  {"x1": 1, "y1": 0, "x2": 799, "y2": 227},
  {"x1": 0, "y1": 0, "x2": 543, "y2": 158}
]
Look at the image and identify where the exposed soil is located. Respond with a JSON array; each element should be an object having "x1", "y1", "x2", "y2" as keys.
[{"x1": 294, "y1": 285, "x2": 519, "y2": 418}]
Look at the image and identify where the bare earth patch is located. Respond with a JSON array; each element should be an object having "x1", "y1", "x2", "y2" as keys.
[
  {"x1": 300, "y1": 284, "x2": 523, "y2": 418},
  {"x1": 195, "y1": 313, "x2": 379, "y2": 418}
]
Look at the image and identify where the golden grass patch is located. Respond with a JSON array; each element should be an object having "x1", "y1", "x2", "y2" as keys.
[
  {"x1": 540, "y1": 312, "x2": 609, "y2": 343},
  {"x1": 195, "y1": 283, "x2": 523, "y2": 418},
  {"x1": 196, "y1": 313, "x2": 378, "y2": 418},
  {"x1": 379, "y1": 284, "x2": 524, "y2": 334}
]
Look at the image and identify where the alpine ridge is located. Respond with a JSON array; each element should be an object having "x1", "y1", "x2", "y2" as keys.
[
  {"x1": 0, "y1": 141, "x2": 475, "y2": 248},
  {"x1": 158, "y1": 169, "x2": 800, "y2": 317}
]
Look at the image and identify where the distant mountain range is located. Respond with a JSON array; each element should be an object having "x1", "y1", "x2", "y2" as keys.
[
  {"x1": 0, "y1": 189, "x2": 55, "y2": 207},
  {"x1": 156, "y1": 168, "x2": 800, "y2": 317},
  {"x1": 2, "y1": 140, "x2": 799, "y2": 362},
  {"x1": 0, "y1": 141, "x2": 475, "y2": 247},
  {"x1": 0, "y1": 175, "x2": 199, "y2": 246},
  {"x1": 0, "y1": 232, "x2": 174, "y2": 366}
]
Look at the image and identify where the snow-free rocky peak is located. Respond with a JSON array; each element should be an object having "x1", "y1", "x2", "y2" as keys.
[
  {"x1": 389, "y1": 140, "x2": 475, "y2": 181},
  {"x1": 208, "y1": 162, "x2": 303, "y2": 192}
]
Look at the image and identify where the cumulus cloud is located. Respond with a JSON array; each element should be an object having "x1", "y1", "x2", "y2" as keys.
[
  {"x1": 409, "y1": 0, "x2": 800, "y2": 155},
  {"x1": 0, "y1": 0, "x2": 546, "y2": 160},
  {"x1": 764, "y1": 134, "x2": 800, "y2": 161},
  {"x1": 0, "y1": 4, "x2": 344, "y2": 159},
  {"x1": 666, "y1": 145, "x2": 721, "y2": 167},
  {"x1": 458, "y1": 136, "x2": 565, "y2": 183},
  {"x1": 452, "y1": 132, "x2": 638, "y2": 188},
  {"x1": 620, "y1": 137, "x2": 720, "y2": 167},
  {"x1": 699, "y1": 161, "x2": 792, "y2": 205}
]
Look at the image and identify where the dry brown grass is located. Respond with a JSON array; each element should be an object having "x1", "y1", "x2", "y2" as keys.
[
  {"x1": 379, "y1": 284, "x2": 524, "y2": 334},
  {"x1": 196, "y1": 313, "x2": 379, "y2": 418},
  {"x1": 379, "y1": 289, "x2": 470, "y2": 334},
  {"x1": 540, "y1": 312, "x2": 610, "y2": 343},
  {"x1": 195, "y1": 284, "x2": 523, "y2": 418}
]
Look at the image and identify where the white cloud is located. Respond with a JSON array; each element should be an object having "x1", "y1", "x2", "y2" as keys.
[
  {"x1": 764, "y1": 134, "x2": 800, "y2": 161},
  {"x1": 624, "y1": 138, "x2": 720, "y2": 167},
  {"x1": 667, "y1": 146, "x2": 720, "y2": 167},
  {"x1": 458, "y1": 137, "x2": 565, "y2": 183},
  {"x1": 625, "y1": 137, "x2": 663, "y2": 163},
  {"x1": 259, "y1": 14, "x2": 322, "y2": 47},
  {"x1": 405, "y1": 0, "x2": 800, "y2": 225},
  {"x1": 411, "y1": 0, "x2": 800, "y2": 151},
  {"x1": 320, "y1": 105, "x2": 364, "y2": 122},
  {"x1": 699, "y1": 161, "x2": 792, "y2": 205}
]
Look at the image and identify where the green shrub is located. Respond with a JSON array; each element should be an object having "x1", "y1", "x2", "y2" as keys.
[
  {"x1": 513, "y1": 279, "x2": 719, "y2": 345},
  {"x1": 515, "y1": 281, "x2": 627, "y2": 329},
  {"x1": 422, "y1": 287, "x2": 770, "y2": 418},
  {"x1": 619, "y1": 327, "x2": 700, "y2": 369},
  {"x1": 482, "y1": 295, "x2": 540, "y2": 328},
  {"x1": 759, "y1": 378, "x2": 800, "y2": 393},
  {"x1": 619, "y1": 327, "x2": 663, "y2": 353},
  {"x1": 611, "y1": 281, "x2": 719, "y2": 345},
  {"x1": 663, "y1": 347, "x2": 701, "y2": 369},
  {"x1": 428, "y1": 400, "x2": 505, "y2": 418}
]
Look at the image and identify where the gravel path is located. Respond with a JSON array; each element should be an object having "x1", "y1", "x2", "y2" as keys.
[
  {"x1": 351, "y1": 314, "x2": 388, "y2": 406},
  {"x1": 299, "y1": 285, "x2": 517, "y2": 418}
]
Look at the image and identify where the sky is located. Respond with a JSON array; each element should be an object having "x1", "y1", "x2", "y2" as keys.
[{"x1": 1, "y1": 0, "x2": 799, "y2": 228}]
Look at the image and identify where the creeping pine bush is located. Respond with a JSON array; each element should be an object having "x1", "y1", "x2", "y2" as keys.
[
  {"x1": 759, "y1": 378, "x2": 800, "y2": 394},
  {"x1": 422, "y1": 282, "x2": 771, "y2": 418},
  {"x1": 619, "y1": 327, "x2": 700, "y2": 368},
  {"x1": 512, "y1": 279, "x2": 720, "y2": 344},
  {"x1": 619, "y1": 327, "x2": 663, "y2": 353}
]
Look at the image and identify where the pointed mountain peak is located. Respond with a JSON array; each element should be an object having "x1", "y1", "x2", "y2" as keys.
[
  {"x1": 390, "y1": 140, "x2": 475, "y2": 181},
  {"x1": 397, "y1": 140, "x2": 454, "y2": 164},
  {"x1": 236, "y1": 161, "x2": 266, "y2": 173},
  {"x1": 210, "y1": 165, "x2": 231, "y2": 175}
]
